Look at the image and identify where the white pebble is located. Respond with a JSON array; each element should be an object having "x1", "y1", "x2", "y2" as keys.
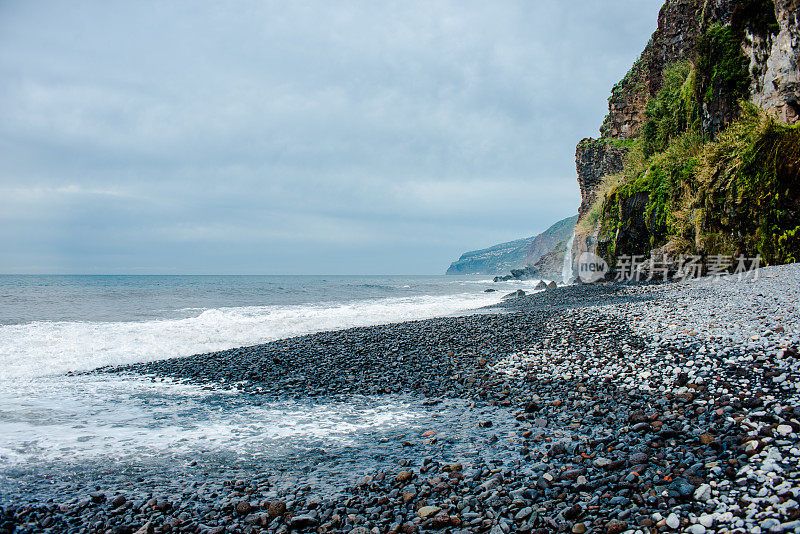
[
  {"x1": 694, "y1": 483, "x2": 712, "y2": 502},
  {"x1": 665, "y1": 513, "x2": 680, "y2": 529},
  {"x1": 761, "y1": 517, "x2": 780, "y2": 531}
]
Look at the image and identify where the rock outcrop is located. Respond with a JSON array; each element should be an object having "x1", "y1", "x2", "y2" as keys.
[
  {"x1": 570, "y1": 0, "x2": 800, "y2": 269},
  {"x1": 600, "y1": 0, "x2": 704, "y2": 140},
  {"x1": 492, "y1": 240, "x2": 568, "y2": 283},
  {"x1": 747, "y1": 0, "x2": 800, "y2": 124},
  {"x1": 575, "y1": 139, "x2": 627, "y2": 220}
]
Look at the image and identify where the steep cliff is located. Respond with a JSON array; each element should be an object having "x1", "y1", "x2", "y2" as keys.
[
  {"x1": 575, "y1": 139, "x2": 628, "y2": 220},
  {"x1": 600, "y1": 0, "x2": 704, "y2": 140},
  {"x1": 571, "y1": 0, "x2": 800, "y2": 270},
  {"x1": 492, "y1": 240, "x2": 568, "y2": 283},
  {"x1": 747, "y1": 0, "x2": 800, "y2": 123},
  {"x1": 446, "y1": 215, "x2": 577, "y2": 275}
]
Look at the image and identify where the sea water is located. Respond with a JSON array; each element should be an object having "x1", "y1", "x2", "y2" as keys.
[{"x1": 0, "y1": 275, "x2": 542, "y2": 492}]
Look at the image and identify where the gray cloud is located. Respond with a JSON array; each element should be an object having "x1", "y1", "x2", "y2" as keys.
[{"x1": 0, "y1": 0, "x2": 663, "y2": 274}]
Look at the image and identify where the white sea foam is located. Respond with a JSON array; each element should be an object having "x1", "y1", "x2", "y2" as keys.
[
  {"x1": 0, "y1": 375, "x2": 419, "y2": 465},
  {"x1": 0, "y1": 292, "x2": 502, "y2": 380},
  {"x1": 460, "y1": 278, "x2": 557, "y2": 288},
  {"x1": 0, "y1": 286, "x2": 503, "y2": 468}
]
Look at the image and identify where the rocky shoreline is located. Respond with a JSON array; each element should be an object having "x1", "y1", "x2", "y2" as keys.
[{"x1": 3, "y1": 265, "x2": 799, "y2": 534}]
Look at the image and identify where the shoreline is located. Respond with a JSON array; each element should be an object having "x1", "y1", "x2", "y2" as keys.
[
  {"x1": 3, "y1": 266, "x2": 799, "y2": 534},
  {"x1": 103, "y1": 282, "x2": 644, "y2": 399}
]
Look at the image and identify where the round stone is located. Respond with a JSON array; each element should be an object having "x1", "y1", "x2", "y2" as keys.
[{"x1": 665, "y1": 513, "x2": 680, "y2": 529}]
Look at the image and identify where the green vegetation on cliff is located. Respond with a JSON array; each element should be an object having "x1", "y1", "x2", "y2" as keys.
[
  {"x1": 695, "y1": 24, "x2": 750, "y2": 105},
  {"x1": 642, "y1": 61, "x2": 696, "y2": 157},
  {"x1": 576, "y1": 0, "x2": 798, "y2": 268},
  {"x1": 701, "y1": 106, "x2": 800, "y2": 263},
  {"x1": 589, "y1": 55, "x2": 800, "y2": 265}
]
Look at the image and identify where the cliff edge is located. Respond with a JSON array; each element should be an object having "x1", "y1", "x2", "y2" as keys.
[
  {"x1": 571, "y1": 0, "x2": 800, "y2": 271},
  {"x1": 446, "y1": 215, "x2": 577, "y2": 275}
]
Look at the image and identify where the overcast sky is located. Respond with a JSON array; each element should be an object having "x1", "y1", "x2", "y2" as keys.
[{"x1": 0, "y1": 0, "x2": 662, "y2": 274}]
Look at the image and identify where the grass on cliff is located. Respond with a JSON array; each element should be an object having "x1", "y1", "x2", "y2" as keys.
[
  {"x1": 584, "y1": 11, "x2": 797, "y2": 265},
  {"x1": 590, "y1": 61, "x2": 702, "y2": 257},
  {"x1": 592, "y1": 90, "x2": 800, "y2": 265},
  {"x1": 641, "y1": 61, "x2": 696, "y2": 157},
  {"x1": 695, "y1": 23, "x2": 750, "y2": 105},
  {"x1": 699, "y1": 104, "x2": 800, "y2": 263}
]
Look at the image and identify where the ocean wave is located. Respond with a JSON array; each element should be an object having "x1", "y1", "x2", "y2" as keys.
[
  {"x1": 0, "y1": 375, "x2": 419, "y2": 465},
  {"x1": 457, "y1": 278, "x2": 556, "y2": 285},
  {"x1": 0, "y1": 292, "x2": 501, "y2": 380}
]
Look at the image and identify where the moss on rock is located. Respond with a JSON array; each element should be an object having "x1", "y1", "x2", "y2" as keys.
[{"x1": 597, "y1": 99, "x2": 800, "y2": 266}]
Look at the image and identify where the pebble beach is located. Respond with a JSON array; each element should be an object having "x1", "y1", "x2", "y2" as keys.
[{"x1": 2, "y1": 265, "x2": 799, "y2": 534}]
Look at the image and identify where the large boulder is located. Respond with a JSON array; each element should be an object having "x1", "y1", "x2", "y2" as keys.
[{"x1": 501, "y1": 289, "x2": 526, "y2": 300}]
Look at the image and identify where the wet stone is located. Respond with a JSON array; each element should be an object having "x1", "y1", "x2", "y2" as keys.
[{"x1": 6, "y1": 269, "x2": 800, "y2": 534}]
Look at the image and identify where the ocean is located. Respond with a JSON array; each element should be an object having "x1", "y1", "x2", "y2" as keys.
[
  {"x1": 0, "y1": 274, "x2": 556, "y2": 378},
  {"x1": 0, "y1": 274, "x2": 547, "y2": 494}
]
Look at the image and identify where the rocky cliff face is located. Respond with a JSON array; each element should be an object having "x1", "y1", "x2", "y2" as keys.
[
  {"x1": 571, "y1": 0, "x2": 800, "y2": 269},
  {"x1": 492, "y1": 240, "x2": 567, "y2": 283},
  {"x1": 575, "y1": 139, "x2": 627, "y2": 220},
  {"x1": 600, "y1": 0, "x2": 703, "y2": 140},
  {"x1": 598, "y1": 0, "x2": 798, "y2": 139},
  {"x1": 446, "y1": 215, "x2": 577, "y2": 275},
  {"x1": 572, "y1": 140, "x2": 627, "y2": 262},
  {"x1": 746, "y1": 0, "x2": 800, "y2": 123}
]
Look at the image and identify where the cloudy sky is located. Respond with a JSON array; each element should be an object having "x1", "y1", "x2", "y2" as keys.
[{"x1": 0, "y1": 1, "x2": 662, "y2": 274}]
